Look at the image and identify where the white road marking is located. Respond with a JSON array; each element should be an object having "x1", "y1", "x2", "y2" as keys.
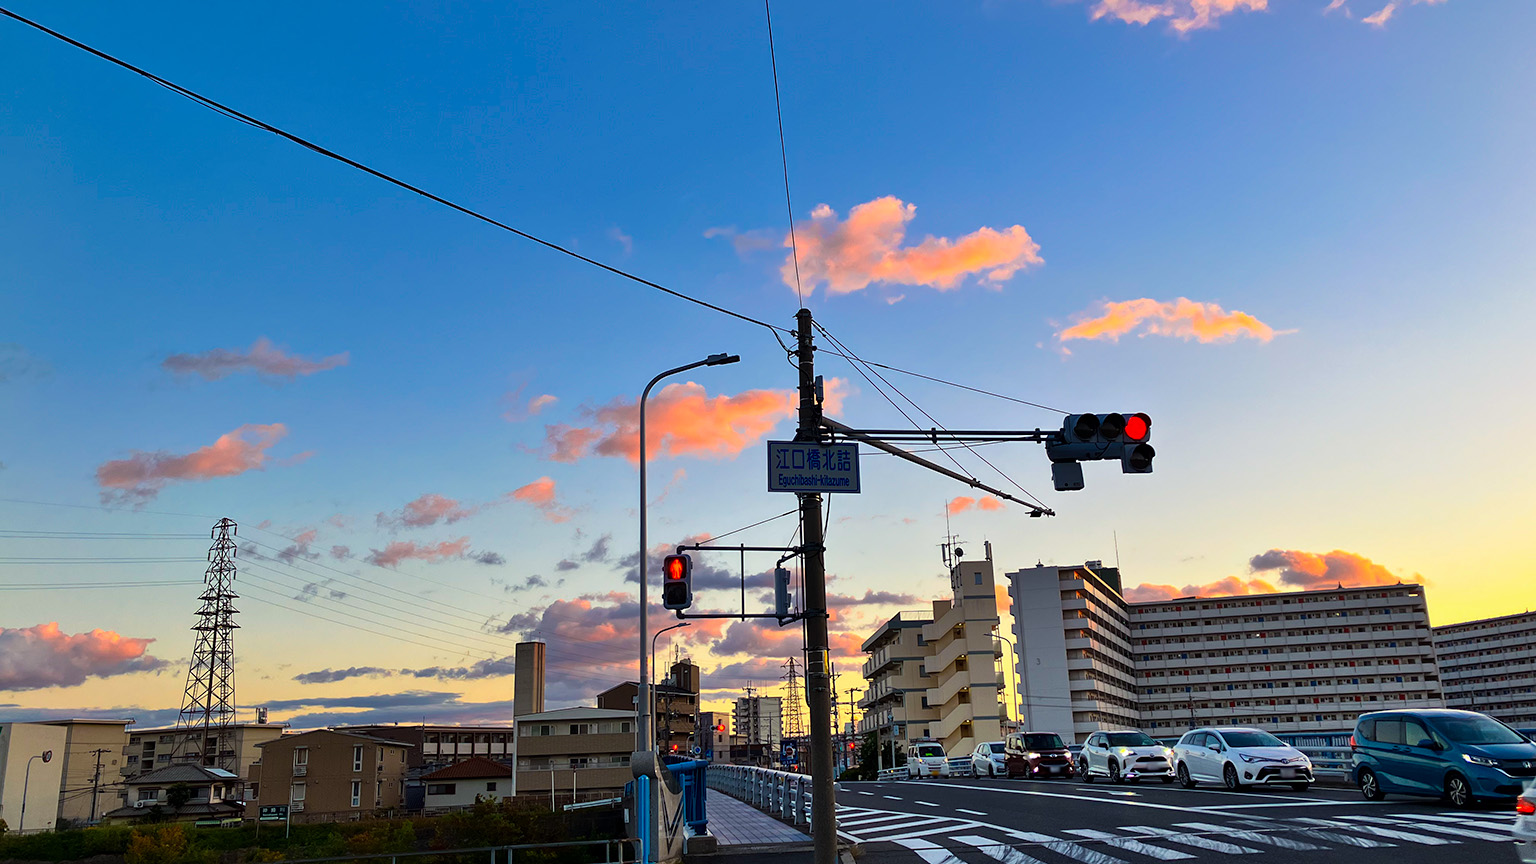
[
  {"x1": 1104, "y1": 791, "x2": 1140, "y2": 797},
  {"x1": 857, "y1": 818, "x2": 971, "y2": 842},
  {"x1": 857, "y1": 790, "x2": 875, "y2": 796},
  {"x1": 1193, "y1": 800, "x2": 1390, "y2": 811},
  {"x1": 1440, "y1": 811, "x2": 1517, "y2": 819},
  {"x1": 883, "y1": 795, "x2": 904, "y2": 800},
  {"x1": 1062, "y1": 828, "x2": 1196, "y2": 860},
  {"x1": 1354, "y1": 815, "x2": 1511, "y2": 843},
  {"x1": 956, "y1": 808, "x2": 988, "y2": 816},
  {"x1": 1174, "y1": 821, "x2": 1326, "y2": 851},
  {"x1": 1231, "y1": 818, "x2": 1395, "y2": 848},
  {"x1": 929, "y1": 782, "x2": 1203, "y2": 813},
  {"x1": 893, "y1": 838, "x2": 966, "y2": 864},
  {"x1": 1292, "y1": 817, "x2": 1456, "y2": 845},
  {"x1": 1119, "y1": 825, "x2": 1262, "y2": 855},
  {"x1": 1002, "y1": 831, "x2": 1130, "y2": 864},
  {"x1": 838, "y1": 812, "x2": 923, "y2": 828},
  {"x1": 1412, "y1": 813, "x2": 1520, "y2": 832},
  {"x1": 916, "y1": 800, "x2": 939, "y2": 807},
  {"x1": 951, "y1": 836, "x2": 1051, "y2": 864}
]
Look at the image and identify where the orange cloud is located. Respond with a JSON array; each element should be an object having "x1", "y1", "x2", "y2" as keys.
[
  {"x1": 162, "y1": 337, "x2": 347, "y2": 380},
  {"x1": 509, "y1": 476, "x2": 573, "y2": 522},
  {"x1": 1249, "y1": 548, "x2": 1414, "y2": 590},
  {"x1": 1362, "y1": 2, "x2": 1395, "y2": 24},
  {"x1": 0, "y1": 622, "x2": 168, "y2": 690},
  {"x1": 787, "y1": 197, "x2": 1042, "y2": 295},
  {"x1": 96, "y1": 423, "x2": 291, "y2": 505},
  {"x1": 377, "y1": 493, "x2": 477, "y2": 529},
  {"x1": 543, "y1": 380, "x2": 846, "y2": 464},
  {"x1": 365, "y1": 538, "x2": 471, "y2": 568},
  {"x1": 948, "y1": 495, "x2": 1005, "y2": 515},
  {"x1": 1057, "y1": 297, "x2": 1282, "y2": 346},
  {"x1": 1124, "y1": 576, "x2": 1279, "y2": 603},
  {"x1": 1089, "y1": 0, "x2": 1266, "y2": 32}
]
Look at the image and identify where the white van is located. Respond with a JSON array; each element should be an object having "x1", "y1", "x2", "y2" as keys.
[{"x1": 906, "y1": 740, "x2": 950, "y2": 779}]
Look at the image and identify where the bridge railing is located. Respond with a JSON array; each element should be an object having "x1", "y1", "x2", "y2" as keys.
[{"x1": 706, "y1": 764, "x2": 814, "y2": 829}]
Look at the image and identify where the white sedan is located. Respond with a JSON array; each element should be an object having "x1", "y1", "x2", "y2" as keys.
[
  {"x1": 1172, "y1": 726, "x2": 1314, "y2": 791},
  {"x1": 970, "y1": 741, "x2": 1006, "y2": 777},
  {"x1": 1078, "y1": 730, "x2": 1175, "y2": 783}
]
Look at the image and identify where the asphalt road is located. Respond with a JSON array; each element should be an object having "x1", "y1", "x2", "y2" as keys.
[{"x1": 834, "y1": 775, "x2": 1523, "y2": 864}]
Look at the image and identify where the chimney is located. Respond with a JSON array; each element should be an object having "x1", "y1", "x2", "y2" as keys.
[{"x1": 514, "y1": 641, "x2": 545, "y2": 716}]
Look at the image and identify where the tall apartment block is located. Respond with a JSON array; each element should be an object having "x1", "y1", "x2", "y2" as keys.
[
  {"x1": 732, "y1": 695, "x2": 783, "y2": 762},
  {"x1": 1005, "y1": 561, "x2": 1443, "y2": 741},
  {"x1": 1433, "y1": 611, "x2": 1536, "y2": 727},
  {"x1": 859, "y1": 551, "x2": 1005, "y2": 756},
  {"x1": 124, "y1": 722, "x2": 287, "y2": 790}
]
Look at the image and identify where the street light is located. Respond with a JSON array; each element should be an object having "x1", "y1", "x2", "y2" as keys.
[
  {"x1": 994, "y1": 631, "x2": 1025, "y2": 730},
  {"x1": 19, "y1": 749, "x2": 53, "y2": 834},
  {"x1": 651, "y1": 621, "x2": 692, "y2": 749},
  {"x1": 638, "y1": 352, "x2": 739, "y2": 753}
]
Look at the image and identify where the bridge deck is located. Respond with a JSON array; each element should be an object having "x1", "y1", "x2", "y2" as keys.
[{"x1": 706, "y1": 788, "x2": 812, "y2": 846}]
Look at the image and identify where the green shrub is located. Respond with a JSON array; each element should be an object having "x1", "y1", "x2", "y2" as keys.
[{"x1": 126, "y1": 824, "x2": 189, "y2": 864}]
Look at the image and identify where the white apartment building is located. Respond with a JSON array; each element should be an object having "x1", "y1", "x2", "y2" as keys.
[
  {"x1": 1433, "y1": 611, "x2": 1536, "y2": 728},
  {"x1": 732, "y1": 696, "x2": 783, "y2": 753},
  {"x1": 1006, "y1": 561, "x2": 1443, "y2": 741},
  {"x1": 0, "y1": 723, "x2": 68, "y2": 834},
  {"x1": 860, "y1": 552, "x2": 1005, "y2": 757}
]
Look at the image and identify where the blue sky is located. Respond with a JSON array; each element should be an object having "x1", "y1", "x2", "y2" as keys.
[{"x1": 2, "y1": 0, "x2": 1532, "y2": 724}]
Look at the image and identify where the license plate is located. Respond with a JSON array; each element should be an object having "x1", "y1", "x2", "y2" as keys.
[{"x1": 1279, "y1": 768, "x2": 1296, "y2": 779}]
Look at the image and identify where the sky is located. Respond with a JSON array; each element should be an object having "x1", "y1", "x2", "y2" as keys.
[{"x1": 2, "y1": 0, "x2": 1533, "y2": 730}]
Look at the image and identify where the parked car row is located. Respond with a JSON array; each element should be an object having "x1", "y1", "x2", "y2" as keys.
[{"x1": 958, "y1": 709, "x2": 1536, "y2": 809}]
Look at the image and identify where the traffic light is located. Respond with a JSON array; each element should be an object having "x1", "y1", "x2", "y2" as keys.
[
  {"x1": 1045, "y1": 413, "x2": 1154, "y2": 489},
  {"x1": 774, "y1": 567, "x2": 792, "y2": 618},
  {"x1": 662, "y1": 553, "x2": 692, "y2": 610}
]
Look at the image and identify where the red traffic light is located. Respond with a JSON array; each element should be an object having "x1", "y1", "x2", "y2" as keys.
[
  {"x1": 716, "y1": 723, "x2": 726, "y2": 733},
  {"x1": 663, "y1": 554, "x2": 688, "y2": 581},
  {"x1": 1123, "y1": 413, "x2": 1150, "y2": 442}
]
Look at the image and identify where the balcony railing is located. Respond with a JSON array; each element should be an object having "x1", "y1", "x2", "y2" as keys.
[{"x1": 293, "y1": 764, "x2": 308, "y2": 776}]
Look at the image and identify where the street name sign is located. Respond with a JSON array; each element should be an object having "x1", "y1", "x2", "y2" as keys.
[
  {"x1": 259, "y1": 805, "x2": 288, "y2": 821},
  {"x1": 767, "y1": 441, "x2": 860, "y2": 493}
]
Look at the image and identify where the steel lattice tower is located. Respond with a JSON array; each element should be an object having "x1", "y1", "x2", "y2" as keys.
[
  {"x1": 782, "y1": 657, "x2": 805, "y2": 741},
  {"x1": 172, "y1": 518, "x2": 240, "y2": 770}
]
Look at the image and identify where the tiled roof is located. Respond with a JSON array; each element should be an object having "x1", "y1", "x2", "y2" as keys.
[
  {"x1": 126, "y1": 765, "x2": 234, "y2": 785},
  {"x1": 422, "y1": 756, "x2": 513, "y2": 780},
  {"x1": 255, "y1": 729, "x2": 414, "y2": 748}
]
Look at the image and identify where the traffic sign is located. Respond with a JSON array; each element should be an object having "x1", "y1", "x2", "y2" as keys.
[
  {"x1": 259, "y1": 805, "x2": 288, "y2": 821},
  {"x1": 767, "y1": 441, "x2": 860, "y2": 493}
]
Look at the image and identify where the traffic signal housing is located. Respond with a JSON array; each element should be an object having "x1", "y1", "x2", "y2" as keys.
[
  {"x1": 662, "y1": 553, "x2": 693, "y2": 610},
  {"x1": 1045, "y1": 412, "x2": 1154, "y2": 489},
  {"x1": 774, "y1": 567, "x2": 792, "y2": 618}
]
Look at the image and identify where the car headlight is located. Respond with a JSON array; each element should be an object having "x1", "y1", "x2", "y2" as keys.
[
  {"x1": 1161, "y1": 748, "x2": 1174, "y2": 758},
  {"x1": 1238, "y1": 753, "x2": 1264, "y2": 763},
  {"x1": 1026, "y1": 752, "x2": 1040, "y2": 759},
  {"x1": 1463, "y1": 753, "x2": 1499, "y2": 767},
  {"x1": 1117, "y1": 747, "x2": 1134, "y2": 756}
]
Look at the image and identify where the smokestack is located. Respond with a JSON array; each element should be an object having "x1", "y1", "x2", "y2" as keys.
[{"x1": 514, "y1": 641, "x2": 545, "y2": 716}]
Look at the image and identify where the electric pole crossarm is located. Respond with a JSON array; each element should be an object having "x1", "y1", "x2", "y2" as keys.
[{"x1": 820, "y1": 417, "x2": 1055, "y2": 517}]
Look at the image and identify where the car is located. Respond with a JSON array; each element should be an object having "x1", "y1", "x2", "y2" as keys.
[
  {"x1": 1515, "y1": 783, "x2": 1535, "y2": 864},
  {"x1": 1172, "y1": 726, "x2": 1313, "y2": 791},
  {"x1": 906, "y1": 740, "x2": 950, "y2": 779},
  {"x1": 1004, "y1": 731, "x2": 1074, "y2": 779},
  {"x1": 1351, "y1": 708, "x2": 1536, "y2": 807},
  {"x1": 1079, "y1": 730, "x2": 1176, "y2": 784},
  {"x1": 970, "y1": 740, "x2": 1006, "y2": 778}
]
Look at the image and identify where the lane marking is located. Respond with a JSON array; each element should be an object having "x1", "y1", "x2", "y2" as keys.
[
  {"x1": 857, "y1": 790, "x2": 874, "y2": 796},
  {"x1": 1231, "y1": 818, "x2": 1395, "y2": 848},
  {"x1": 1413, "y1": 813, "x2": 1521, "y2": 831},
  {"x1": 838, "y1": 813, "x2": 921, "y2": 829},
  {"x1": 1174, "y1": 820, "x2": 1326, "y2": 851},
  {"x1": 1351, "y1": 815, "x2": 1511, "y2": 843},
  {"x1": 916, "y1": 800, "x2": 940, "y2": 807},
  {"x1": 1440, "y1": 811, "x2": 1517, "y2": 819},
  {"x1": 1061, "y1": 828, "x2": 1196, "y2": 860},
  {"x1": 1292, "y1": 817, "x2": 1456, "y2": 845},
  {"x1": 930, "y1": 782, "x2": 1206, "y2": 813},
  {"x1": 1193, "y1": 800, "x2": 1391, "y2": 811},
  {"x1": 883, "y1": 795, "x2": 903, "y2": 800},
  {"x1": 1000, "y1": 831, "x2": 1130, "y2": 864},
  {"x1": 956, "y1": 808, "x2": 988, "y2": 816},
  {"x1": 950, "y1": 836, "x2": 1051, "y2": 864},
  {"x1": 893, "y1": 837, "x2": 966, "y2": 864},
  {"x1": 1119, "y1": 825, "x2": 1261, "y2": 855}
]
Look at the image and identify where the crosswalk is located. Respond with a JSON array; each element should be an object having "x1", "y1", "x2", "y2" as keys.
[{"x1": 835, "y1": 805, "x2": 1520, "y2": 862}]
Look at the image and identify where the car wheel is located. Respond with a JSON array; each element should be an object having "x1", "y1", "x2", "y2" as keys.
[
  {"x1": 988, "y1": 764, "x2": 995, "y2": 778},
  {"x1": 1358, "y1": 767, "x2": 1384, "y2": 800},
  {"x1": 1223, "y1": 763, "x2": 1243, "y2": 791},
  {"x1": 1445, "y1": 773, "x2": 1473, "y2": 808},
  {"x1": 1109, "y1": 760, "x2": 1124, "y2": 784},
  {"x1": 1177, "y1": 762, "x2": 1196, "y2": 789},
  {"x1": 1079, "y1": 758, "x2": 1093, "y2": 783}
]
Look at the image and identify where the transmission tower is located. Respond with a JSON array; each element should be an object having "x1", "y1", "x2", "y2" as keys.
[
  {"x1": 172, "y1": 518, "x2": 240, "y2": 771},
  {"x1": 782, "y1": 657, "x2": 805, "y2": 740}
]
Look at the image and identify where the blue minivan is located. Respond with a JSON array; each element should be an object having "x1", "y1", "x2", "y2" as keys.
[{"x1": 1351, "y1": 708, "x2": 1536, "y2": 806}]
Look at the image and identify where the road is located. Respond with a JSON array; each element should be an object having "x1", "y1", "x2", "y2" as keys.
[{"x1": 834, "y1": 776, "x2": 1522, "y2": 864}]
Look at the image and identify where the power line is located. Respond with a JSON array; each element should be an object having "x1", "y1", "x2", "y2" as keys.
[
  {"x1": 815, "y1": 351, "x2": 1068, "y2": 415},
  {"x1": 764, "y1": 0, "x2": 803, "y2": 310},
  {"x1": 0, "y1": 6, "x2": 786, "y2": 338},
  {"x1": 0, "y1": 580, "x2": 198, "y2": 590}
]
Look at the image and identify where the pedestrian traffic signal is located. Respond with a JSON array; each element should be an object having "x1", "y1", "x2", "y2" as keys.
[
  {"x1": 774, "y1": 567, "x2": 792, "y2": 618},
  {"x1": 1045, "y1": 412, "x2": 1154, "y2": 488},
  {"x1": 662, "y1": 553, "x2": 693, "y2": 610}
]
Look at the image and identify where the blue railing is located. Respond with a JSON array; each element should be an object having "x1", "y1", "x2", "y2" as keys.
[{"x1": 668, "y1": 759, "x2": 710, "y2": 834}]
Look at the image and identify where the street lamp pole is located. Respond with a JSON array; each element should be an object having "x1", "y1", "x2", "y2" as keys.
[
  {"x1": 637, "y1": 353, "x2": 739, "y2": 754},
  {"x1": 651, "y1": 621, "x2": 692, "y2": 749},
  {"x1": 994, "y1": 631, "x2": 1024, "y2": 730},
  {"x1": 19, "y1": 750, "x2": 53, "y2": 834}
]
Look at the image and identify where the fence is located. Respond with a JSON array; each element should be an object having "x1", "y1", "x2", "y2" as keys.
[
  {"x1": 273, "y1": 839, "x2": 639, "y2": 864},
  {"x1": 706, "y1": 764, "x2": 815, "y2": 828}
]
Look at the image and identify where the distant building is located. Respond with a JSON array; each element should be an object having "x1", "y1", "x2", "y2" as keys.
[
  {"x1": 514, "y1": 641, "x2": 546, "y2": 716},
  {"x1": 421, "y1": 757, "x2": 513, "y2": 812},
  {"x1": 124, "y1": 722, "x2": 286, "y2": 792},
  {"x1": 698, "y1": 711, "x2": 731, "y2": 762},
  {"x1": 732, "y1": 695, "x2": 782, "y2": 763},
  {"x1": 859, "y1": 551, "x2": 1006, "y2": 757},
  {"x1": 514, "y1": 707, "x2": 636, "y2": 800},
  {"x1": 596, "y1": 660, "x2": 700, "y2": 754},
  {"x1": 100, "y1": 764, "x2": 244, "y2": 827},
  {"x1": 37, "y1": 718, "x2": 134, "y2": 825},
  {"x1": 1433, "y1": 610, "x2": 1536, "y2": 727},
  {"x1": 255, "y1": 729, "x2": 410, "y2": 822},
  {"x1": 337, "y1": 725, "x2": 516, "y2": 772},
  {"x1": 0, "y1": 722, "x2": 68, "y2": 834}
]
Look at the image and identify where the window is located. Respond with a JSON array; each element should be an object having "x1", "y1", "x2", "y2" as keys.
[
  {"x1": 294, "y1": 748, "x2": 309, "y2": 766},
  {"x1": 378, "y1": 747, "x2": 385, "y2": 767},
  {"x1": 376, "y1": 780, "x2": 382, "y2": 802},
  {"x1": 351, "y1": 781, "x2": 362, "y2": 807},
  {"x1": 427, "y1": 783, "x2": 457, "y2": 795},
  {"x1": 137, "y1": 788, "x2": 160, "y2": 802},
  {"x1": 290, "y1": 783, "x2": 306, "y2": 804},
  {"x1": 486, "y1": 782, "x2": 498, "y2": 792},
  {"x1": 353, "y1": 745, "x2": 364, "y2": 772}
]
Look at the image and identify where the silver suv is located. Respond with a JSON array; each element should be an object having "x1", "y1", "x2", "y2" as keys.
[{"x1": 1079, "y1": 729, "x2": 1175, "y2": 783}]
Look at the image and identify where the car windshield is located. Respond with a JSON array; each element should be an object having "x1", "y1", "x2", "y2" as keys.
[
  {"x1": 916, "y1": 745, "x2": 945, "y2": 758},
  {"x1": 1431, "y1": 715, "x2": 1528, "y2": 745},
  {"x1": 1024, "y1": 734, "x2": 1065, "y2": 750},
  {"x1": 1219, "y1": 730, "x2": 1285, "y2": 748},
  {"x1": 1107, "y1": 732, "x2": 1157, "y2": 747},
  {"x1": 989, "y1": 743, "x2": 1005, "y2": 754}
]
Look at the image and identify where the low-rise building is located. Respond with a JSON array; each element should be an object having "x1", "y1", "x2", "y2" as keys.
[
  {"x1": 514, "y1": 707, "x2": 635, "y2": 801},
  {"x1": 99, "y1": 764, "x2": 244, "y2": 827},
  {"x1": 124, "y1": 722, "x2": 287, "y2": 790},
  {"x1": 421, "y1": 757, "x2": 512, "y2": 812},
  {"x1": 36, "y1": 718, "x2": 133, "y2": 825},
  {"x1": 255, "y1": 729, "x2": 410, "y2": 822},
  {"x1": 0, "y1": 722, "x2": 68, "y2": 834},
  {"x1": 336, "y1": 725, "x2": 516, "y2": 772},
  {"x1": 1433, "y1": 610, "x2": 1536, "y2": 727},
  {"x1": 596, "y1": 660, "x2": 700, "y2": 754}
]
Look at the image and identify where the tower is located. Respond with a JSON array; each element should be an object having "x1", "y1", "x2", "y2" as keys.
[
  {"x1": 173, "y1": 518, "x2": 240, "y2": 770},
  {"x1": 782, "y1": 657, "x2": 804, "y2": 741}
]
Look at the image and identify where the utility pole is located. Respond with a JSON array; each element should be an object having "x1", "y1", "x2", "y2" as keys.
[
  {"x1": 88, "y1": 748, "x2": 108, "y2": 823},
  {"x1": 794, "y1": 307, "x2": 836, "y2": 864}
]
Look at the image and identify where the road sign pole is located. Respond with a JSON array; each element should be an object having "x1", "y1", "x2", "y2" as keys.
[{"x1": 794, "y1": 308, "x2": 836, "y2": 864}]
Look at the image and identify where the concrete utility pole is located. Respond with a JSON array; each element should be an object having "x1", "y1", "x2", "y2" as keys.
[
  {"x1": 89, "y1": 747, "x2": 109, "y2": 823},
  {"x1": 794, "y1": 308, "x2": 837, "y2": 864}
]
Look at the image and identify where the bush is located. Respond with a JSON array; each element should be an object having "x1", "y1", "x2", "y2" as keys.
[{"x1": 125, "y1": 824, "x2": 189, "y2": 864}]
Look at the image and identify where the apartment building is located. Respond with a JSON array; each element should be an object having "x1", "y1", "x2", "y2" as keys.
[
  {"x1": 514, "y1": 707, "x2": 635, "y2": 798},
  {"x1": 1010, "y1": 562, "x2": 1139, "y2": 740},
  {"x1": 732, "y1": 695, "x2": 783, "y2": 762},
  {"x1": 859, "y1": 552, "x2": 1005, "y2": 757},
  {"x1": 1434, "y1": 611, "x2": 1536, "y2": 727},
  {"x1": 596, "y1": 660, "x2": 700, "y2": 753},
  {"x1": 0, "y1": 722, "x2": 67, "y2": 834},
  {"x1": 38, "y1": 718, "x2": 133, "y2": 824},
  {"x1": 338, "y1": 725, "x2": 516, "y2": 771},
  {"x1": 124, "y1": 722, "x2": 287, "y2": 789},
  {"x1": 698, "y1": 711, "x2": 731, "y2": 762},
  {"x1": 255, "y1": 730, "x2": 410, "y2": 822}
]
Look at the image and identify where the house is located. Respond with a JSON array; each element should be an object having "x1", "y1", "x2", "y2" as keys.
[
  {"x1": 255, "y1": 729, "x2": 410, "y2": 822},
  {"x1": 99, "y1": 765, "x2": 244, "y2": 826},
  {"x1": 420, "y1": 757, "x2": 512, "y2": 812}
]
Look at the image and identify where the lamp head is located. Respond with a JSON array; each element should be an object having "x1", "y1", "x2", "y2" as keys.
[{"x1": 705, "y1": 353, "x2": 741, "y2": 366}]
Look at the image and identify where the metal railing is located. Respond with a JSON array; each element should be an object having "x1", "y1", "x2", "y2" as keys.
[
  {"x1": 706, "y1": 764, "x2": 814, "y2": 829},
  {"x1": 273, "y1": 839, "x2": 639, "y2": 864}
]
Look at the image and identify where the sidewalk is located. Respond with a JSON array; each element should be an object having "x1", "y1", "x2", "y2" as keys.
[{"x1": 703, "y1": 788, "x2": 811, "y2": 847}]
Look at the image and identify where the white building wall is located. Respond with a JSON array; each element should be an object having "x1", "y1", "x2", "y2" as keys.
[
  {"x1": 423, "y1": 778, "x2": 508, "y2": 810},
  {"x1": 0, "y1": 723, "x2": 69, "y2": 834},
  {"x1": 1433, "y1": 611, "x2": 1536, "y2": 727},
  {"x1": 1010, "y1": 566, "x2": 1076, "y2": 736}
]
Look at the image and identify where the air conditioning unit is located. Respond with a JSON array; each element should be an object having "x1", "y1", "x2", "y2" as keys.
[{"x1": 134, "y1": 801, "x2": 148, "y2": 809}]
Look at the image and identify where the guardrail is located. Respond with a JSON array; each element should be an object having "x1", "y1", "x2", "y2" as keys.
[{"x1": 706, "y1": 764, "x2": 815, "y2": 829}]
